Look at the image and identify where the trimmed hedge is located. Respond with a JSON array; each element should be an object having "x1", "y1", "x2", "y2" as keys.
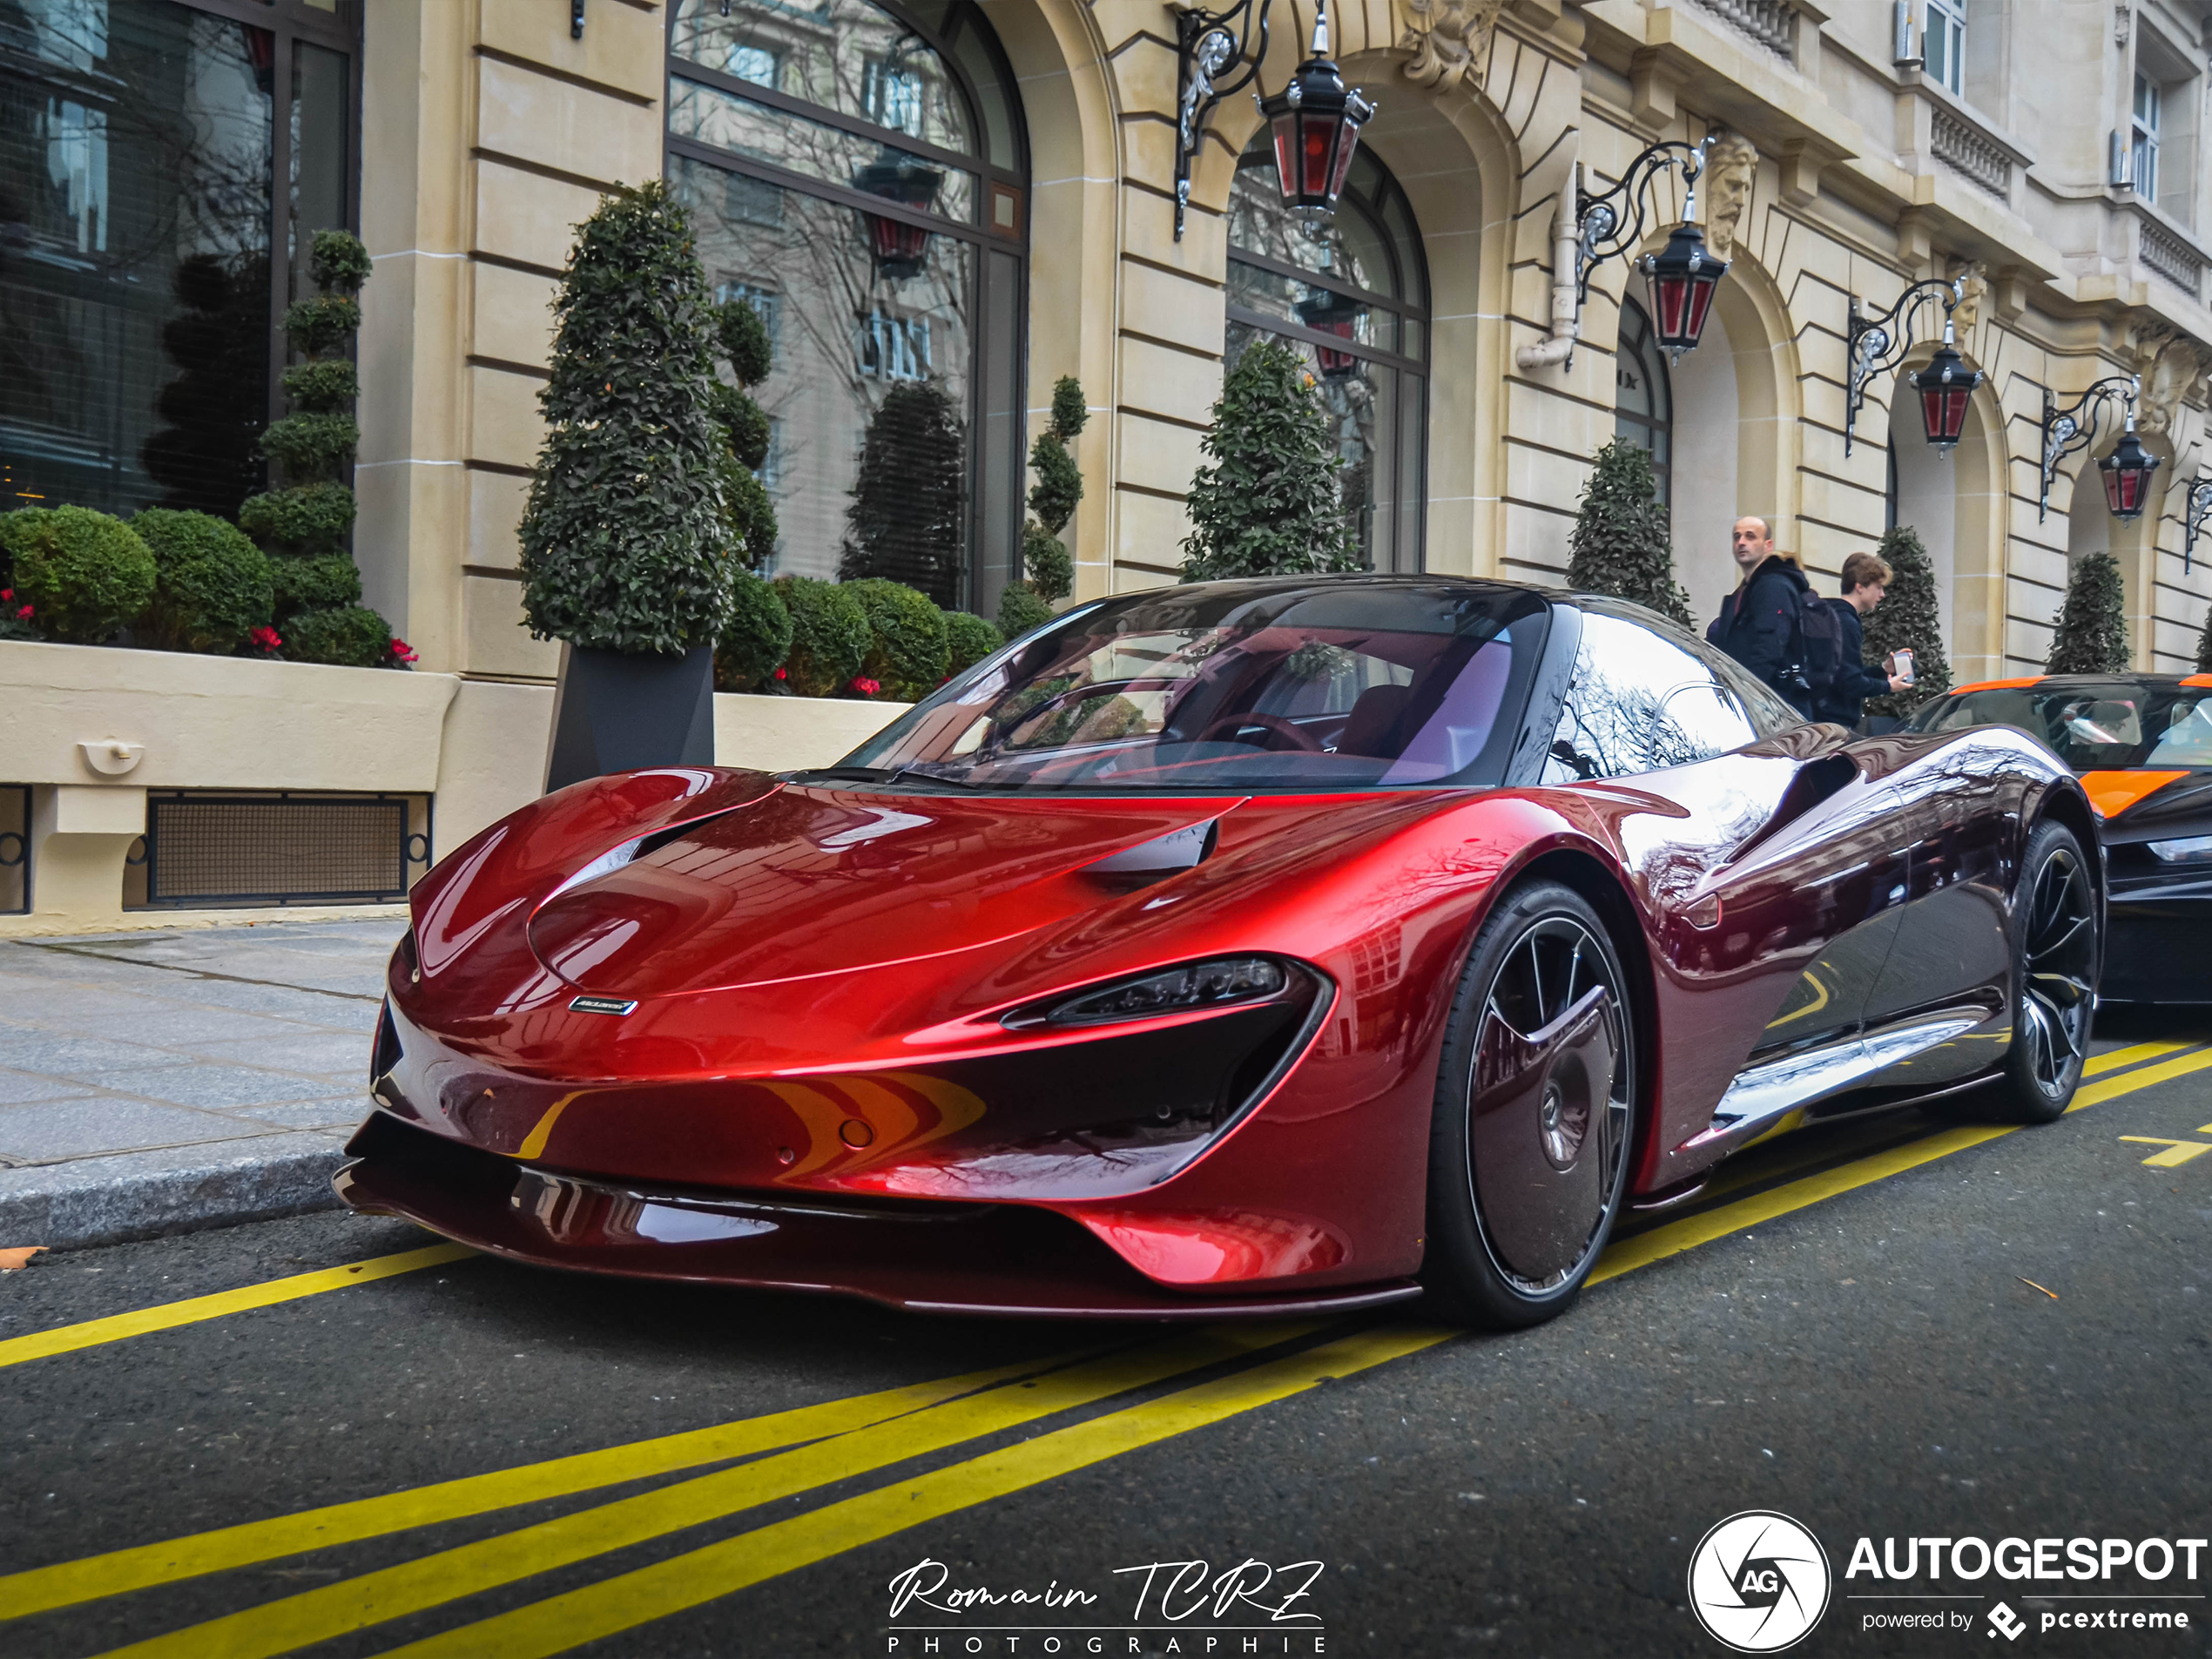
[
  {"x1": 943, "y1": 610, "x2": 1002, "y2": 678},
  {"x1": 280, "y1": 294, "x2": 361, "y2": 356},
  {"x1": 131, "y1": 508, "x2": 273, "y2": 654},
  {"x1": 239, "y1": 482, "x2": 356, "y2": 555},
  {"x1": 284, "y1": 604, "x2": 391, "y2": 667},
  {"x1": 773, "y1": 575, "x2": 870, "y2": 698},
  {"x1": 715, "y1": 570, "x2": 793, "y2": 692},
  {"x1": 0, "y1": 506, "x2": 157, "y2": 644},
  {"x1": 996, "y1": 583, "x2": 1054, "y2": 639},
  {"x1": 272, "y1": 554, "x2": 363, "y2": 620},
  {"x1": 259, "y1": 411, "x2": 360, "y2": 476},
  {"x1": 845, "y1": 577, "x2": 950, "y2": 701}
]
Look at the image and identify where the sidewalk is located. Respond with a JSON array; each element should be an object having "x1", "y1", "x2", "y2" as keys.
[{"x1": 0, "y1": 919, "x2": 404, "y2": 1250}]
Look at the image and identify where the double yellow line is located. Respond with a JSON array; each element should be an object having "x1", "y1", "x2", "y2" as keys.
[{"x1": 4, "y1": 1037, "x2": 2205, "y2": 1657}]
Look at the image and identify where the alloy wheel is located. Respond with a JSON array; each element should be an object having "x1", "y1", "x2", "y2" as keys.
[{"x1": 2020, "y1": 843, "x2": 2095, "y2": 1091}]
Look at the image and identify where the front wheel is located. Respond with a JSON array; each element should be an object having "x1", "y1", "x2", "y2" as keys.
[
  {"x1": 1989, "y1": 818, "x2": 2100, "y2": 1123},
  {"x1": 1421, "y1": 880, "x2": 1636, "y2": 1329}
]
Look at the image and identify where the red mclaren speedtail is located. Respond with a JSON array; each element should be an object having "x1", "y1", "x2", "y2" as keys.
[{"x1": 341, "y1": 578, "x2": 2103, "y2": 1327}]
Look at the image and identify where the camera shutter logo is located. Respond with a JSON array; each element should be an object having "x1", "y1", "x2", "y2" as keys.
[{"x1": 1686, "y1": 1511, "x2": 1831, "y2": 1653}]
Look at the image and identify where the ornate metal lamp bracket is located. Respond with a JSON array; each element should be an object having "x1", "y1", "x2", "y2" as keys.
[
  {"x1": 2182, "y1": 476, "x2": 2212, "y2": 574},
  {"x1": 1572, "y1": 137, "x2": 1713, "y2": 306},
  {"x1": 2039, "y1": 375, "x2": 2139, "y2": 523},
  {"x1": 1170, "y1": 0, "x2": 1272, "y2": 240},
  {"x1": 1844, "y1": 278, "x2": 1965, "y2": 458}
]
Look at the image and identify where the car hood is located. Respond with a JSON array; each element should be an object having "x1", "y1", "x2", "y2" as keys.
[{"x1": 525, "y1": 786, "x2": 1245, "y2": 999}]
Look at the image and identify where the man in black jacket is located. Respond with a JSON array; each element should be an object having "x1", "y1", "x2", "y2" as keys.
[
  {"x1": 1707, "y1": 517, "x2": 1817, "y2": 716},
  {"x1": 1817, "y1": 550, "x2": 1907, "y2": 727}
]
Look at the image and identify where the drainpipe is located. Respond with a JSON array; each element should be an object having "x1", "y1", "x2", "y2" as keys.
[{"x1": 1515, "y1": 148, "x2": 1582, "y2": 373}]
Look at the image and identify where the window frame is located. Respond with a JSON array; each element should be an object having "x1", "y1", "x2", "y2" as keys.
[
  {"x1": 1613, "y1": 297, "x2": 1673, "y2": 508},
  {"x1": 2132, "y1": 71, "x2": 2161, "y2": 202},
  {"x1": 1923, "y1": 0, "x2": 1966, "y2": 98}
]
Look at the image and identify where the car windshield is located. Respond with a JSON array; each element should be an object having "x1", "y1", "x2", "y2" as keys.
[
  {"x1": 1905, "y1": 680, "x2": 2212, "y2": 771},
  {"x1": 833, "y1": 579, "x2": 1551, "y2": 792}
]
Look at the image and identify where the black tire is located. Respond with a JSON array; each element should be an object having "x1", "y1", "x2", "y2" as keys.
[
  {"x1": 1989, "y1": 818, "x2": 2100, "y2": 1123},
  {"x1": 1422, "y1": 880, "x2": 1636, "y2": 1328}
]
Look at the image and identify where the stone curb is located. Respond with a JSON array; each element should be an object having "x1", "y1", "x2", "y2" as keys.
[{"x1": 0, "y1": 1133, "x2": 353, "y2": 1251}]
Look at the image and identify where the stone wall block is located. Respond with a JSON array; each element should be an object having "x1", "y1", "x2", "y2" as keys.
[
  {"x1": 475, "y1": 57, "x2": 660, "y2": 187},
  {"x1": 479, "y1": 0, "x2": 664, "y2": 98}
]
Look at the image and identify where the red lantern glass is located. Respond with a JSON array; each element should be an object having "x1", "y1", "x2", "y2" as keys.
[
  {"x1": 853, "y1": 155, "x2": 944, "y2": 282},
  {"x1": 1637, "y1": 222, "x2": 1726, "y2": 357},
  {"x1": 1260, "y1": 55, "x2": 1373, "y2": 224},
  {"x1": 1295, "y1": 289, "x2": 1365, "y2": 377},
  {"x1": 1911, "y1": 341, "x2": 1983, "y2": 448},
  {"x1": 2100, "y1": 428, "x2": 2159, "y2": 520}
]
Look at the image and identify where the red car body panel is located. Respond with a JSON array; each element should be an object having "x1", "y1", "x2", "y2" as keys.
[{"x1": 345, "y1": 603, "x2": 2094, "y2": 1317}]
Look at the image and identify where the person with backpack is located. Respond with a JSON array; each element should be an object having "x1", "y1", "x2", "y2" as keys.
[
  {"x1": 1816, "y1": 551, "x2": 1909, "y2": 728},
  {"x1": 1706, "y1": 517, "x2": 1829, "y2": 718}
]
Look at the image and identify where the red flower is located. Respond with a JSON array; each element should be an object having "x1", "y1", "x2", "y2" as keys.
[
  {"x1": 250, "y1": 626, "x2": 282, "y2": 654},
  {"x1": 1, "y1": 589, "x2": 25, "y2": 621},
  {"x1": 388, "y1": 637, "x2": 419, "y2": 665},
  {"x1": 850, "y1": 677, "x2": 881, "y2": 696},
  {"x1": 772, "y1": 666, "x2": 787, "y2": 680}
]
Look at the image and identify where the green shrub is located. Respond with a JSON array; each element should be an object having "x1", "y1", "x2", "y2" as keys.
[
  {"x1": 284, "y1": 604, "x2": 391, "y2": 667},
  {"x1": 1, "y1": 506, "x2": 157, "y2": 643},
  {"x1": 942, "y1": 610, "x2": 1002, "y2": 677},
  {"x1": 717, "y1": 297, "x2": 772, "y2": 388},
  {"x1": 1181, "y1": 341, "x2": 1361, "y2": 579},
  {"x1": 1566, "y1": 439, "x2": 1694, "y2": 628},
  {"x1": 838, "y1": 381, "x2": 965, "y2": 604},
  {"x1": 1862, "y1": 524, "x2": 1953, "y2": 717},
  {"x1": 239, "y1": 482, "x2": 356, "y2": 554},
  {"x1": 710, "y1": 381, "x2": 772, "y2": 473},
  {"x1": 773, "y1": 575, "x2": 869, "y2": 697},
  {"x1": 272, "y1": 554, "x2": 363, "y2": 620},
  {"x1": 727, "y1": 469, "x2": 777, "y2": 570},
  {"x1": 281, "y1": 295, "x2": 361, "y2": 357},
  {"x1": 996, "y1": 583, "x2": 1055, "y2": 638},
  {"x1": 519, "y1": 181, "x2": 747, "y2": 656},
  {"x1": 280, "y1": 359, "x2": 359, "y2": 411},
  {"x1": 131, "y1": 508, "x2": 273, "y2": 653},
  {"x1": 715, "y1": 570, "x2": 792, "y2": 692},
  {"x1": 310, "y1": 228, "x2": 373, "y2": 294},
  {"x1": 1021, "y1": 521, "x2": 1073, "y2": 604},
  {"x1": 2046, "y1": 551, "x2": 2129, "y2": 675},
  {"x1": 845, "y1": 577, "x2": 950, "y2": 701},
  {"x1": 260, "y1": 412, "x2": 359, "y2": 476}
]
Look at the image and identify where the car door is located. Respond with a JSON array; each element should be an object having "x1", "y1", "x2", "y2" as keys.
[{"x1": 1539, "y1": 609, "x2": 1895, "y2": 1173}]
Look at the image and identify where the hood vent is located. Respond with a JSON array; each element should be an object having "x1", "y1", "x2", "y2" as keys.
[{"x1": 1082, "y1": 820, "x2": 1219, "y2": 880}]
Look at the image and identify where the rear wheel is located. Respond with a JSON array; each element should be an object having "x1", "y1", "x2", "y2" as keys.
[
  {"x1": 1989, "y1": 819, "x2": 2099, "y2": 1123},
  {"x1": 1422, "y1": 880, "x2": 1636, "y2": 1328}
]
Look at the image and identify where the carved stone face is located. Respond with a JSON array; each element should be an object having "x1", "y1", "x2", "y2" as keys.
[{"x1": 1701, "y1": 138, "x2": 1758, "y2": 260}]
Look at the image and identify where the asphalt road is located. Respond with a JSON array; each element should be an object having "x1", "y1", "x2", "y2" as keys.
[{"x1": 2, "y1": 1018, "x2": 2209, "y2": 1659}]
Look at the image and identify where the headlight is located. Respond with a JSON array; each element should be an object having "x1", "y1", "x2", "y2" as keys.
[
  {"x1": 1004, "y1": 956, "x2": 1293, "y2": 1029},
  {"x1": 2148, "y1": 834, "x2": 2212, "y2": 862}
]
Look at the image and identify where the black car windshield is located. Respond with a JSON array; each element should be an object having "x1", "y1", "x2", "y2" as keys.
[
  {"x1": 835, "y1": 579, "x2": 1552, "y2": 792},
  {"x1": 1905, "y1": 679, "x2": 2212, "y2": 771}
]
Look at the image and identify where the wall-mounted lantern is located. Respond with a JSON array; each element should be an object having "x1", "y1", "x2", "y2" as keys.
[
  {"x1": 1516, "y1": 135, "x2": 1726, "y2": 374},
  {"x1": 2040, "y1": 374, "x2": 2159, "y2": 523},
  {"x1": 1844, "y1": 278, "x2": 1979, "y2": 457},
  {"x1": 1294, "y1": 287, "x2": 1364, "y2": 376},
  {"x1": 853, "y1": 152, "x2": 944, "y2": 282},
  {"x1": 1170, "y1": 0, "x2": 1373, "y2": 241}
]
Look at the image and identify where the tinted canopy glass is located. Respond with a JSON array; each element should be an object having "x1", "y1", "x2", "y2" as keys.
[
  {"x1": 840, "y1": 580, "x2": 1549, "y2": 792},
  {"x1": 1908, "y1": 681, "x2": 2212, "y2": 771}
]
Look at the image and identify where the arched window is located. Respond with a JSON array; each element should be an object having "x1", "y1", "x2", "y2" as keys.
[
  {"x1": 1225, "y1": 142, "x2": 1430, "y2": 573},
  {"x1": 666, "y1": 0, "x2": 1028, "y2": 610},
  {"x1": 1614, "y1": 298, "x2": 1672, "y2": 505}
]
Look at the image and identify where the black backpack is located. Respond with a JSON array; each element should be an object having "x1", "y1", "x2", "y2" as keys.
[{"x1": 1788, "y1": 590, "x2": 1846, "y2": 702}]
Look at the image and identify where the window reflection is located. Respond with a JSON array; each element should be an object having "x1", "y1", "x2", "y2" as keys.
[
  {"x1": 1224, "y1": 144, "x2": 1429, "y2": 575},
  {"x1": 1543, "y1": 613, "x2": 1757, "y2": 781}
]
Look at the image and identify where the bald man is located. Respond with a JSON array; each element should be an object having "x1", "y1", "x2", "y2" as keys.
[{"x1": 1705, "y1": 516, "x2": 1817, "y2": 717}]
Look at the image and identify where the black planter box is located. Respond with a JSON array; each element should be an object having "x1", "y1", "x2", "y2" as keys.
[{"x1": 543, "y1": 644, "x2": 717, "y2": 792}]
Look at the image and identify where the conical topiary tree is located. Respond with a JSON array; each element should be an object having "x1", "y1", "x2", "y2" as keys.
[
  {"x1": 239, "y1": 230, "x2": 401, "y2": 665},
  {"x1": 2046, "y1": 551, "x2": 2129, "y2": 674},
  {"x1": 1566, "y1": 440, "x2": 1692, "y2": 627},
  {"x1": 999, "y1": 375, "x2": 1086, "y2": 636},
  {"x1": 839, "y1": 381, "x2": 967, "y2": 608},
  {"x1": 1180, "y1": 341, "x2": 1361, "y2": 581},
  {"x1": 1862, "y1": 524, "x2": 1953, "y2": 718},
  {"x1": 520, "y1": 180, "x2": 746, "y2": 658}
]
